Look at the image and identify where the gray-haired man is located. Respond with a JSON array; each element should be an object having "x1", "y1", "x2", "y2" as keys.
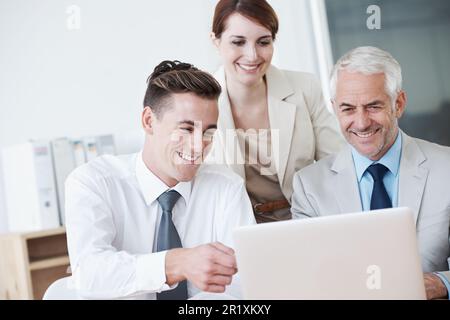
[{"x1": 291, "y1": 46, "x2": 450, "y2": 299}]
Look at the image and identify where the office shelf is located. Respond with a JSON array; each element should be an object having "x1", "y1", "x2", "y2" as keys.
[
  {"x1": 0, "y1": 227, "x2": 70, "y2": 299},
  {"x1": 29, "y1": 256, "x2": 70, "y2": 271}
]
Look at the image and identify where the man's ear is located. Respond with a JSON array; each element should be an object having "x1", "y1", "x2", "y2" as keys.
[
  {"x1": 395, "y1": 90, "x2": 407, "y2": 118},
  {"x1": 142, "y1": 106, "x2": 155, "y2": 135}
]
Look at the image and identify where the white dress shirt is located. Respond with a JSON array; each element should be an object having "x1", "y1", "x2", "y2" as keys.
[{"x1": 65, "y1": 152, "x2": 256, "y2": 299}]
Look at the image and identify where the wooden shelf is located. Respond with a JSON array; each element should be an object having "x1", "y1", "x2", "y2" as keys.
[
  {"x1": 8, "y1": 227, "x2": 66, "y2": 239},
  {"x1": 29, "y1": 256, "x2": 70, "y2": 271},
  {"x1": 0, "y1": 227, "x2": 70, "y2": 299}
]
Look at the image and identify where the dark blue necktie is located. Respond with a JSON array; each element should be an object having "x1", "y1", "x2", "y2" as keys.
[
  {"x1": 156, "y1": 190, "x2": 188, "y2": 300},
  {"x1": 366, "y1": 163, "x2": 392, "y2": 210}
]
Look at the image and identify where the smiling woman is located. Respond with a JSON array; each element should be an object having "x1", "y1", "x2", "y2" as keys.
[{"x1": 207, "y1": 0, "x2": 345, "y2": 223}]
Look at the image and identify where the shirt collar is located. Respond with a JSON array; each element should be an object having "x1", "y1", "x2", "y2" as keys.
[
  {"x1": 135, "y1": 151, "x2": 192, "y2": 206},
  {"x1": 351, "y1": 132, "x2": 402, "y2": 182}
]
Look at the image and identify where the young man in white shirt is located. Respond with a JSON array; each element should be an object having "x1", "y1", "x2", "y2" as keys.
[{"x1": 65, "y1": 60, "x2": 256, "y2": 299}]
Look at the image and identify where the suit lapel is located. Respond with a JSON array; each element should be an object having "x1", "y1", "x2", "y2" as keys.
[
  {"x1": 331, "y1": 147, "x2": 363, "y2": 213},
  {"x1": 398, "y1": 132, "x2": 428, "y2": 225},
  {"x1": 266, "y1": 66, "x2": 296, "y2": 186},
  {"x1": 215, "y1": 67, "x2": 245, "y2": 179}
]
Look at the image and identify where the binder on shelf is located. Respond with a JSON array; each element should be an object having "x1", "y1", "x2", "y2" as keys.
[
  {"x1": 83, "y1": 134, "x2": 116, "y2": 161},
  {"x1": 1, "y1": 134, "x2": 117, "y2": 231},
  {"x1": 96, "y1": 134, "x2": 116, "y2": 156},
  {"x1": 82, "y1": 136, "x2": 98, "y2": 162},
  {"x1": 72, "y1": 140, "x2": 86, "y2": 167},
  {"x1": 50, "y1": 138, "x2": 76, "y2": 226},
  {"x1": 1, "y1": 140, "x2": 60, "y2": 232}
]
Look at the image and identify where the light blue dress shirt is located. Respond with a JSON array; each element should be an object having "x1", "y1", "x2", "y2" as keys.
[{"x1": 351, "y1": 132, "x2": 402, "y2": 211}]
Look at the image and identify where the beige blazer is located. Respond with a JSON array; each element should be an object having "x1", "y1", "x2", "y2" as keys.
[
  {"x1": 291, "y1": 131, "x2": 450, "y2": 279},
  {"x1": 207, "y1": 65, "x2": 345, "y2": 202}
]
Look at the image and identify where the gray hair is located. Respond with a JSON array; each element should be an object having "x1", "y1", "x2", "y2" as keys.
[{"x1": 330, "y1": 46, "x2": 402, "y2": 103}]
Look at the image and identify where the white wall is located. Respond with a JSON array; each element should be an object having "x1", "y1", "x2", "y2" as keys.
[
  {"x1": 0, "y1": 0, "x2": 323, "y2": 148},
  {"x1": 0, "y1": 158, "x2": 6, "y2": 232},
  {"x1": 0, "y1": 0, "x2": 324, "y2": 232},
  {"x1": 271, "y1": 0, "x2": 319, "y2": 74},
  {"x1": 0, "y1": 0, "x2": 219, "y2": 151}
]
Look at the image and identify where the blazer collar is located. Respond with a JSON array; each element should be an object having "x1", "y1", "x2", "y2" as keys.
[
  {"x1": 265, "y1": 65, "x2": 295, "y2": 101},
  {"x1": 265, "y1": 66, "x2": 297, "y2": 186},
  {"x1": 214, "y1": 67, "x2": 245, "y2": 178},
  {"x1": 215, "y1": 66, "x2": 236, "y2": 131},
  {"x1": 397, "y1": 130, "x2": 428, "y2": 224}
]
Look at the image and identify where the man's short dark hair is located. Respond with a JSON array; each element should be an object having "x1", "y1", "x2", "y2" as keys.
[{"x1": 143, "y1": 60, "x2": 222, "y2": 118}]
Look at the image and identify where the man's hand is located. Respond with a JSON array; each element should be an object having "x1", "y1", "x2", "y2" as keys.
[
  {"x1": 165, "y1": 242, "x2": 237, "y2": 293},
  {"x1": 423, "y1": 272, "x2": 448, "y2": 300}
]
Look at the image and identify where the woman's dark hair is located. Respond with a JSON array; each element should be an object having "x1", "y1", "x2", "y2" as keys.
[
  {"x1": 212, "y1": 0, "x2": 279, "y2": 39},
  {"x1": 143, "y1": 60, "x2": 221, "y2": 118}
]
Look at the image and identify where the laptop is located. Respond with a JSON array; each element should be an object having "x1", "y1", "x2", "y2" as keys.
[{"x1": 233, "y1": 207, "x2": 426, "y2": 299}]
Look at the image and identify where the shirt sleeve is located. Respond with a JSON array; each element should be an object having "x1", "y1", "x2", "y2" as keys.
[
  {"x1": 434, "y1": 271, "x2": 450, "y2": 300},
  {"x1": 216, "y1": 178, "x2": 256, "y2": 247},
  {"x1": 65, "y1": 169, "x2": 171, "y2": 299},
  {"x1": 215, "y1": 177, "x2": 256, "y2": 299}
]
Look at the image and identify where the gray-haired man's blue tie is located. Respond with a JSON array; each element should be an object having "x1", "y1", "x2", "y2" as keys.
[
  {"x1": 366, "y1": 163, "x2": 392, "y2": 210},
  {"x1": 156, "y1": 190, "x2": 188, "y2": 300}
]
